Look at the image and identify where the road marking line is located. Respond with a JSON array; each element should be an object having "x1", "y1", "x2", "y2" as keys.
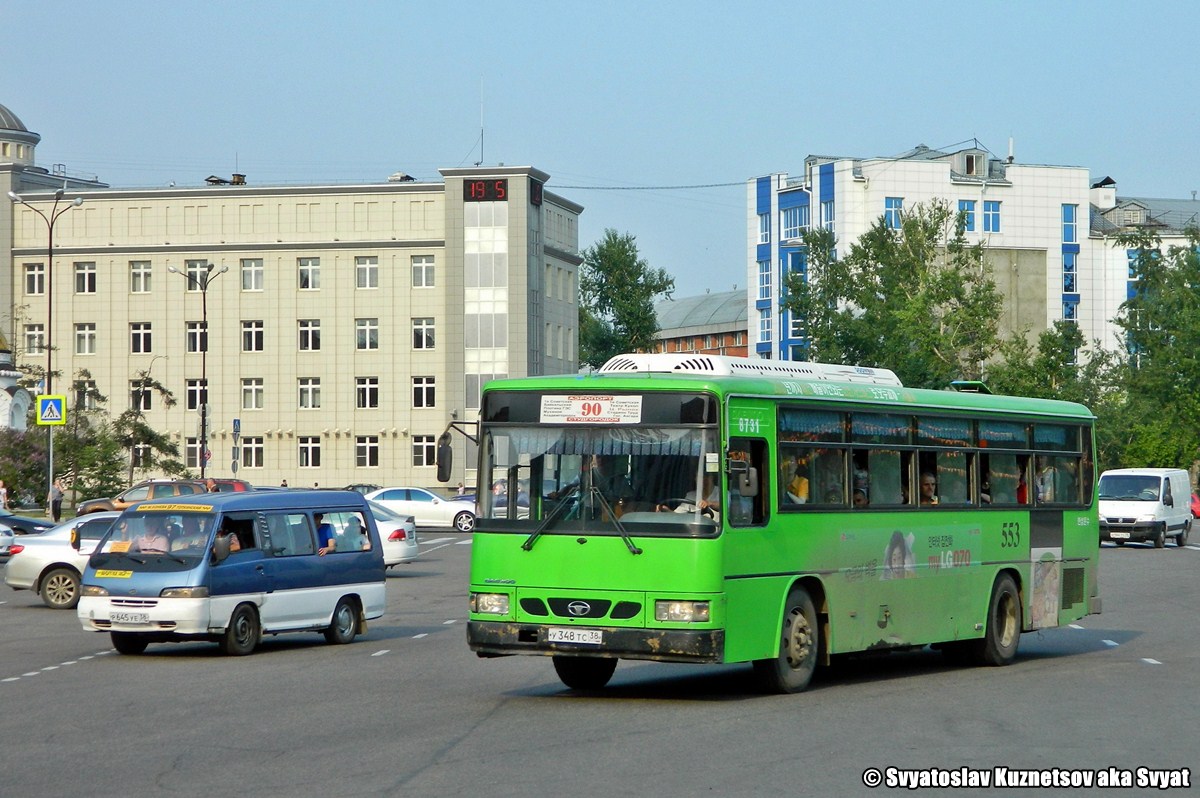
[
  {"x1": 41, "y1": 666, "x2": 59, "y2": 671},
  {"x1": 455, "y1": 539, "x2": 472, "y2": 545},
  {"x1": 1102, "y1": 640, "x2": 1118, "y2": 647},
  {"x1": 443, "y1": 619, "x2": 458, "y2": 625},
  {"x1": 1068, "y1": 624, "x2": 1084, "y2": 629},
  {"x1": 61, "y1": 661, "x2": 78, "y2": 666},
  {"x1": 421, "y1": 537, "x2": 452, "y2": 546},
  {"x1": 420, "y1": 542, "x2": 457, "y2": 554},
  {"x1": 22, "y1": 672, "x2": 40, "y2": 677},
  {"x1": 413, "y1": 633, "x2": 428, "y2": 639},
  {"x1": 1142, "y1": 658, "x2": 1162, "y2": 665},
  {"x1": 371, "y1": 649, "x2": 390, "y2": 657},
  {"x1": 1, "y1": 677, "x2": 18, "y2": 683}
]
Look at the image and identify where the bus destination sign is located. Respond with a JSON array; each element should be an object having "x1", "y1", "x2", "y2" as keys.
[{"x1": 541, "y1": 395, "x2": 643, "y2": 424}]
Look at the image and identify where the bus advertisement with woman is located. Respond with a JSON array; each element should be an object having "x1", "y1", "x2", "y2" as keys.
[{"x1": 464, "y1": 353, "x2": 1100, "y2": 692}]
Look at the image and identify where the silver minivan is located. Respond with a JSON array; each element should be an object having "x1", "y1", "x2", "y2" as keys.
[{"x1": 1098, "y1": 468, "x2": 1192, "y2": 548}]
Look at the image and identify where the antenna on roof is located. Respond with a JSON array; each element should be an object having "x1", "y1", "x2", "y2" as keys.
[{"x1": 474, "y1": 77, "x2": 484, "y2": 167}]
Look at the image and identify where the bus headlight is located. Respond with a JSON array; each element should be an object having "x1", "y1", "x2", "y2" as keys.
[
  {"x1": 81, "y1": 585, "x2": 109, "y2": 597},
  {"x1": 655, "y1": 600, "x2": 710, "y2": 622},
  {"x1": 470, "y1": 592, "x2": 510, "y2": 615},
  {"x1": 160, "y1": 587, "x2": 209, "y2": 598}
]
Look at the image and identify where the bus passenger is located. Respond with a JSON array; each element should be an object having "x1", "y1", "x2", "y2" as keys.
[
  {"x1": 785, "y1": 453, "x2": 810, "y2": 504},
  {"x1": 920, "y1": 473, "x2": 939, "y2": 505},
  {"x1": 134, "y1": 518, "x2": 170, "y2": 553},
  {"x1": 852, "y1": 489, "x2": 869, "y2": 508},
  {"x1": 315, "y1": 513, "x2": 336, "y2": 556}
]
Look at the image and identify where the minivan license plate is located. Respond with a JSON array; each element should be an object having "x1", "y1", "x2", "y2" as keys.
[
  {"x1": 110, "y1": 612, "x2": 150, "y2": 625},
  {"x1": 547, "y1": 627, "x2": 602, "y2": 645},
  {"x1": 1109, "y1": 532, "x2": 1130, "y2": 539}
]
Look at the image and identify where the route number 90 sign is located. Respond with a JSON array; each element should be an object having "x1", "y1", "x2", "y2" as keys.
[{"x1": 540, "y1": 395, "x2": 643, "y2": 424}]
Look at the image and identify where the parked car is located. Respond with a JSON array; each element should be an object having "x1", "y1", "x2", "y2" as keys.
[
  {"x1": 0, "y1": 509, "x2": 54, "y2": 536},
  {"x1": 344, "y1": 483, "x2": 383, "y2": 496},
  {"x1": 206, "y1": 478, "x2": 254, "y2": 492},
  {"x1": 76, "y1": 480, "x2": 206, "y2": 515},
  {"x1": 3, "y1": 512, "x2": 120, "y2": 608},
  {"x1": 0, "y1": 525, "x2": 13, "y2": 559},
  {"x1": 367, "y1": 500, "x2": 419, "y2": 566},
  {"x1": 1191, "y1": 492, "x2": 1200, "y2": 519},
  {"x1": 365, "y1": 487, "x2": 475, "y2": 532}
]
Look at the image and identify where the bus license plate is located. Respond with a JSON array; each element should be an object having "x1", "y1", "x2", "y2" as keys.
[
  {"x1": 110, "y1": 612, "x2": 150, "y2": 625},
  {"x1": 547, "y1": 627, "x2": 602, "y2": 645},
  {"x1": 1109, "y1": 532, "x2": 1130, "y2": 539}
]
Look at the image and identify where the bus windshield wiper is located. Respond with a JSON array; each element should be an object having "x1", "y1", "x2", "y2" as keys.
[
  {"x1": 522, "y1": 488, "x2": 578, "y2": 551},
  {"x1": 588, "y1": 488, "x2": 643, "y2": 555}
]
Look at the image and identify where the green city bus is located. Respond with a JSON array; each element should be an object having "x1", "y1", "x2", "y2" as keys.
[{"x1": 464, "y1": 354, "x2": 1100, "y2": 692}]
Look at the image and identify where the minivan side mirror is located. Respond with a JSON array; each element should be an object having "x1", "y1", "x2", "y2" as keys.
[{"x1": 212, "y1": 535, "x2": 231, "y2": 563}]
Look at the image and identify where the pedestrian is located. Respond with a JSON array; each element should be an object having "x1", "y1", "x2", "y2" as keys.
[
  {"x1": 48, "y1": 479, "x2": 65, "y2": 523},
  {"x1": 0, "y1": 479, "x2": 9, "y2": 510},
  {"x1": 456, "y1": 482, "x2": 465, "y2": 496},
  {"x1": 280, "y1": 479, "x2": 289, "y2": 488}
]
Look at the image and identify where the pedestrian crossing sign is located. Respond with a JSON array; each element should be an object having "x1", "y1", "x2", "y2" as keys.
[{"x1": 37, "y1": 395, "x2": 67, "y2": 426}]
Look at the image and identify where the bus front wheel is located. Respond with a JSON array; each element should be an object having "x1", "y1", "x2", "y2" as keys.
[
  {"x1": 553, "y1": 655, "x2": 617, "y2": 690},
  {"x1": 753, "y1": 586, "x2": 818, "y2": 694},
  {"x1": 978, "y1": 573, "x2": 1021, "y2": 666}
]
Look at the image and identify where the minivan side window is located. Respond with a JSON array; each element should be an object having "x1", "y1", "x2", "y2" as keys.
[{"x1": 264, "y1": 512, "x2": 316, "y2": 556}]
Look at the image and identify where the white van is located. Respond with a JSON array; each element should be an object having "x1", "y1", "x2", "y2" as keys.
[{"x1": 1097, "y1": 468, "x2": 1192, "y2": 548}]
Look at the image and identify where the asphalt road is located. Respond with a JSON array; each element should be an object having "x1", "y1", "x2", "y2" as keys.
[{"x1": 0, "y1": 534, "x2": 1195, "y2": 797}]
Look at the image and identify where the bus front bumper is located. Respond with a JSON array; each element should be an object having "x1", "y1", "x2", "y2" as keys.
[{"x1": 467, "y1": 621, "x2": 724, "y2": 663}]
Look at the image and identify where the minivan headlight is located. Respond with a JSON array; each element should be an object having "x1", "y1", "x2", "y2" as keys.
[
  {"x1": 81, "y1": 585, "x2": 109, "y2": 597},
  {"x1": 160, "y1": 586, "x2": 209, "y2": 598}
]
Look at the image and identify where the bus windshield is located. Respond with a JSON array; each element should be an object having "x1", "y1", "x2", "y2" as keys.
[
  {"x1": 480, "y1": 424, "x2": 722, "y2": 531},
  {"x1": 91, "y1": 510, "x2": 219, "y2": 569}
]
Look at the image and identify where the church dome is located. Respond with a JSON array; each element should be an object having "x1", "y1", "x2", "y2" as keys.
[
  {"x1": 0, "y1": 102, "x2": 30, "y2": 132},
  {"x1": 0, "y1": 102, "x2": 41, "y2": 163}
]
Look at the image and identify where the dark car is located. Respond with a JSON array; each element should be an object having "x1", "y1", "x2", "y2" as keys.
[
  {"x1": 77, "y1": 479, "x2": 207, "y2": 515},
  {"x1": 0, "y1": 509, "x2": 54, "y2": 536}
]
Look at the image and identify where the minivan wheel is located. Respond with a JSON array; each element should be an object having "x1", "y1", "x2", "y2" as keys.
[
  {"x1": 1176, "y1": 522, "x2": 1189, "y2": 548},
  {"x1": 1153, "y1": 525, "x2": 1166, "y2": 548}
]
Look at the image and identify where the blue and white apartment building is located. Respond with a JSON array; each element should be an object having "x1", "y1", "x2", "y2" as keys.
[{"x1": 747, "y1": 141, "x2": 1196, "y2": 362}]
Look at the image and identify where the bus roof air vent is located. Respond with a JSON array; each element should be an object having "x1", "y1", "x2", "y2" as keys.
[{"x1": 597, "y1": 353, "x2": 903, "y2": 386}]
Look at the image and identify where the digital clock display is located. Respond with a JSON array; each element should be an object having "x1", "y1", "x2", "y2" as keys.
[{"x1": 464, "y1": 178, "x2": 508, "y2": 202}]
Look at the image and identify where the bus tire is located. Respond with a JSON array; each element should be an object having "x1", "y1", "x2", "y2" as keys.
[
  {"x1": 553, "y1": 655, "x2": 617, "y2": 690},
  {"x1": 40, "y1": 567, "x2": 80, "y2": 610},
  {"x1": 219, "y1": 604, "x2": 260, "y2": 656},
  {"x1": 977, "y1": 573, "x2": 1021, "y2": 666},
  {"x1": 324, "y1": 597, "x2": 359, "y2": 645},
  {"x1": 753, "y1": 585, "x2": 818, "y2": 694},
  {"x1": 110, "y1": 632, "x2": 149, "y2": 655}
]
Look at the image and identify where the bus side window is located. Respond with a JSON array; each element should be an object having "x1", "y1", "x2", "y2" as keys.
[{"x1": 729, "y1": 438, "x2": 767, "y2": 526}]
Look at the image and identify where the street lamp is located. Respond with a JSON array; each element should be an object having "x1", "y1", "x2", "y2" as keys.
[
  {"x1": 168, "y1": 263, "x2": 228, "y2": 479},
  {"x1": 7, "y1": 188, "x2": 84, "y2": 500},
  {"x1": 128, "y1": 353, "x2": 168, "y2": 483}
]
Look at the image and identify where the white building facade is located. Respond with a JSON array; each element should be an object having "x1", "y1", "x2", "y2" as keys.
[
  {"x1": 2, "y1": 103, "x2": 582, "y2": 489},
  {"x1": 747, "y1": 143, "x2": 1098, "y2": 361}
]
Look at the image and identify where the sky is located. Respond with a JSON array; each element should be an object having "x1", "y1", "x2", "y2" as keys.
[{"x1": 4, "y1": 1, "x2": 1200, "y2": 296}]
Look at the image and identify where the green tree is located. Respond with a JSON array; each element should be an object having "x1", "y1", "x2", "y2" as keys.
[
  {"x1": 782, "y1": 199, "x2": 1003, "y2": 388},
  {"x1": 115, "y1": 366, "x2": 182, "y2": 483},
  {"x1": 578, "y1": 229, "x2": 674, "y2": 370}
]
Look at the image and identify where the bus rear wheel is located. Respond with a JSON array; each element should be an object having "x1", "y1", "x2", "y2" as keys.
[
  {"x1": 552, "y1": 655, "x2": 616, "y2": 690},
  {"x1": 977, "y1": 573, "x2": 1021, "y2": 666},
  {"x1": 753, "y1": 586, "x2": 818, "y2": 694}
]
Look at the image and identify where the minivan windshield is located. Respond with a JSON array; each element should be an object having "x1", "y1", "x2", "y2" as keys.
[
  {"x1": 92, "y1": 509, "x2": 218, "y2": 568},
  {"x1": 1098, "y1": 474, "x2": 1162, "y2": 501}
]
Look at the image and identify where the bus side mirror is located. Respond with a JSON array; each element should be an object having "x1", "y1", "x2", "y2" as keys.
[
  {"x1": 436, "y1": 432, "x2": 453, "y2": 483},
  {"x1": 737, "y1": 467, "x2": 759, "y2": 497}
]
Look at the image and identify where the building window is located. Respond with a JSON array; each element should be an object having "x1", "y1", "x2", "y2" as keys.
[
  {"x1": 413, "y1": 317, "x2": 435, "y2": 350},
  {"x1": 958, "y1": 200, "x2": 976, "y2": 232},
  {"x1": 242, "y1": 320, "x2": 264, "y2": 352},
  {"x1": 186, "y1": 379, "x2": 208, "y2": 411},
  {"x1": 185, "y1": 438, "x2": 201, "y2": 468},
  {"x1": 1063, "y1": 299, "x2": 1079, "y2": 322},
  {"x1": 884, "y1": 197, "x2": 904, "y2": 229},
  {"x1": 758, "y1": 308, "x2": 772, "y2": 343},
  {"x1": 757, "y1": 260, "x2": 771, "y2": 300},
  {"x1": 132, "y1": 444, "x2": 152, "y2": 468},
  {"x1": 412, "y1": 435, "x2": 436, "y2": 466},
  {"x1": 356, "y1": 318, "x2": 379, "y2": 351},
  {"x1": 413, "y1": 376, "x2": 436, "y2": 408},
  {"x1": 356, "y1": 436, "x2": 380, "y2": 468},
  {"x1": 130, "y1": 380, "x2": 152, "y2": 411},
  {"x1": 781, "y1": 206, "x2": 807, "y2": 239},
  {"x1": 24, "y1": 263, "x2": 45, "y2": 295},
  {"x1": 184, "y1": 260, "x2": 208, "y2": 292},
  {"x1": 821, "y1": 200, "x2": 835, "y2": 232},
  {"x1": 186, "y1": 321, "x2": 208, "y2": 353},
  {"x1": 356, "y1": 377, "x2": 379, "y2": 409},
  {"x1": 299, "y1": 437, "x2": 321, "y2": 468},
  {"x1": 75, "y1": 323, "x2": 97, "y2": 355},
  {"x1": 983, "y1": 200, "x2": 1001, "y2": 233},
  {"x1": 241, "y1": 437, "x2": 264, "y2": 468},
  {"x1": 130, "y1": 261, "x2": 151, "y2": 293},
  {"x1": 241, "y1": 378, "x2": 264, "y2": 410},
  {"x1": 241, "y1": 258, "x2": 264, "y2": 291},
  {"x1": 299, "y1": 377, "x2": 321, "y2": 409},
  {"x1": 1062, "y1": 204, "x2": 1077, "y2": 243},
  {"x1": 412, "y1": 255, "x2": 435, "y2": 287},
  {"x1": 74, "y1": 380, "x2": 97, "y2": 411},
  {"x1": 24, "y1": 324, "x2": 44, "y2": 354},
  {"x1": 1063, "y1": 252, "x2": 1077, "y2": 292},
  {"x1": 466, "y1": 373, "x2": 506, "y2": 410},
  {"x1": 356, "y1": 256, "x2": 378, "y2": 289},
  {"x1": 130, "y1": 322, "x2": 152, "y2": 354},
  {"x1": 299, "y1": 319, "x2": 321, "y2": 351},
  {"x1": 75, "y1": 262, "x2": 97, "y2": 294},
  {"x1": 298, "y1": 257, "x2": 320, "y2": 290},
  {"x1": 758, "y1": 212, "x2": 770, "y2": 244}
]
